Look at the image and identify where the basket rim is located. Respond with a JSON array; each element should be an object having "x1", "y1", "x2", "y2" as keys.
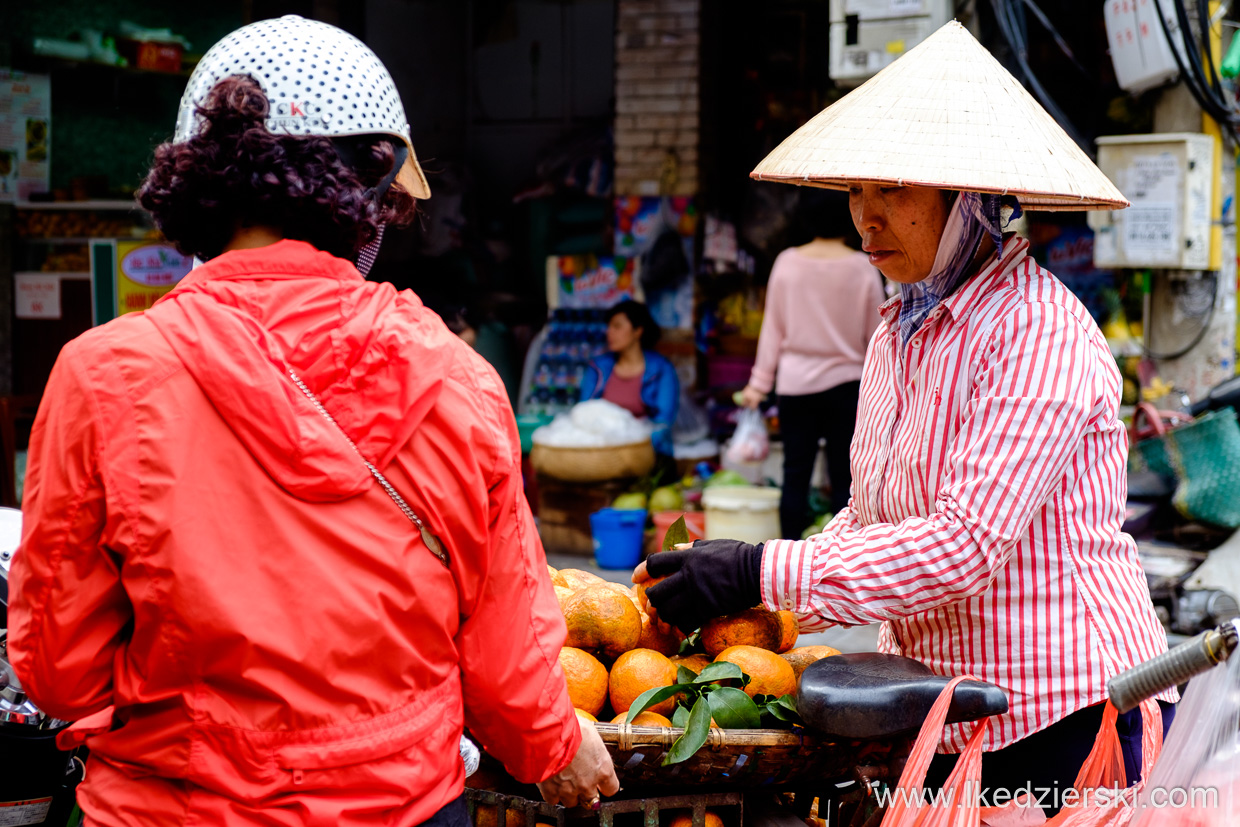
[
  {"x1": 594, "y1": 722, "x2": 830, "y2": 750},
  {"x1": 530, "y1": 440, "x2": 653, "y2": 452}
]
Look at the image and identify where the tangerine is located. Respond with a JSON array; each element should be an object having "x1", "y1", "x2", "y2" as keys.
[
  {"x1": 547, "y1": 565, "x2": 567, "y2": 588},
  {"x1": 559, "y1": 646, "x2": 609, "y2": 715},
  {"x1": 780, "y1": 645, "x2": 841, "y2": 682},
  {"x1": 637, "y1": 609, "x2": 684, "y2": 657},
  {"x1": 669, "y1": 811, "x2": 724, "y2": 827},
  {"x1": 776, "y1": 610, "x2": 799, "y2": 653},
  {"x1": 714, "y1": 645, "x2": 797, "y2": 698},
  {"x1": 558, "y1": 568, "x2": 606, "y2": 592},
  {"x1": 609, "y1": 648, "x2": 679, "y2": 715},
  {"x1": 611, "y1": 710, "x2": 672, "y2": 726},
  {"x1": 700, "y1": 607, "x2": 784, "y2": 656},
  {"x1": 563, "y1": 584, "x2": 643, "y2": 661},
  {"x1": 671, "y1": 653, "x2": 713, "y2": 674}
]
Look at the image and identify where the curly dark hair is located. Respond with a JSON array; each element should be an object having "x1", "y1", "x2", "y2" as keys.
[{"x1": 137, "y1": 75, "x2": 417, "y2": 262}]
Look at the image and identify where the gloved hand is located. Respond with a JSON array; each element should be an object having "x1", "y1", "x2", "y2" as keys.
[{"x1": 638, "y1": 539, "x2": 765, "y2": 634}]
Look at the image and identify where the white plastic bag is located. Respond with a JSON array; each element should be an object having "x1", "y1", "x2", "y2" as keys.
[
  {"x1": 725, "y1": 408, "x2": 769, "y2": 464},
  {"x1": 1133, "y1": 619, "x2": 1240, "y2": 827}
]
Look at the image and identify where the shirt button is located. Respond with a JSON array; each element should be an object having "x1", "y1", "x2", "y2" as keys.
[
  {"x1": 912, "y1": 338, "x2": 922, "y2": 347},
  {"x1": 783, "y1": 599, "x2": 794, "y2": 609}
]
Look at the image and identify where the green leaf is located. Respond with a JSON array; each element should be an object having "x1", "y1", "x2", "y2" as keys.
[
  {"x1": 693, "y1": 662, "x2": 745, "y2": 685},
  {"x1": 775, "y1": 694, "x2": 799, "y2": 715},
  {"x1": 664, "y1": 695, "x2": 713, "y2": 764},
  {"x1": 662, "y1": 515, "x2": 690, "y2": 551},
  {"x1": 752, "y1": 693, "x2": 776, "y2": 705},
  {"x1": 672, "y1": 705, "x2": 690, "y2": 728},
  {"x1": 763, "y1": 704, "x2": 794, "y2": 723},
  {"x1": 706, "y1": 687, "x2": 762, "y2": 728},
  {"x1": 676, "y1": 666, "x2": 697, "y2": 685},
  {"x1": 626, "y1": 684, "x2": 696, "y2": 722}
]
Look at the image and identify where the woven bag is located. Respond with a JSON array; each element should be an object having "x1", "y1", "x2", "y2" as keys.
[
  {"x1": 1126, "y1": 403, "x2": 1190, "y2": 481},
  {"x1": 1164, "y1": 407, "x2": 1240, "y2": 529}
]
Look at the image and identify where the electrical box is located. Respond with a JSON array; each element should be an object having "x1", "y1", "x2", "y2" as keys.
[
  {"x1": 1089, "y1": 133, "x2": 1215, "y2": 270},
  {"x1": 828, "y1": 0, "x2": 952, "y2": 85},
  {"x1": 1102, "y1": 0, "x2": 1182, "y2": 94}
]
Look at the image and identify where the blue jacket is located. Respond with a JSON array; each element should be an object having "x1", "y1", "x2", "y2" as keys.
[{"x1": 580, "y1": 351, "x2": 679, "y2": 455}]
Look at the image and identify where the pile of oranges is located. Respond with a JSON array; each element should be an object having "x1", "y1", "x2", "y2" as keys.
[{"x1": 549, "y1": 565, "x2": 841, "y2": 726}]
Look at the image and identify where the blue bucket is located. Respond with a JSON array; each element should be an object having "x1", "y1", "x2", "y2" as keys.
[{"x1": 590, "y1": 508, "x2": 647, "y2": 569}]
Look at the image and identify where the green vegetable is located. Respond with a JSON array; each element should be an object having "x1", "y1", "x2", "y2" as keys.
[
  {"x1": 649, "y1": 485, "x2": 686, "y2": 513},
  {"x1": 612, "y1": 492, "x2": 647, "y2": 510},
  {"x1": 704, "y1": 469, "x2": 749, "y2": 488}
]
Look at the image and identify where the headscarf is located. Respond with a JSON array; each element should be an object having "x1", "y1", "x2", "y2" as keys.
[{"x1": 896, "y1": 192, "x2": 1022, "y2": 343}]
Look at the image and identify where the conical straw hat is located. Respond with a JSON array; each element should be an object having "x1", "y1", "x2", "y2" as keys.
[{"x1": 751, "y1": 21, "x2": 1127, "y2": 210}]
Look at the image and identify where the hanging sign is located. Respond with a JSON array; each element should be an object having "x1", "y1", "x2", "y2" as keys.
[
  {"x1": 14, "y1": 272, "x2": 61, "y2": 319},
  {"x1": 116, "y1": 241, "x2": 192, "y2": 315}
]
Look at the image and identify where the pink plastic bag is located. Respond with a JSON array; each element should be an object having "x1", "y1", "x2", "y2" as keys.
[
  {"x1": 880, "y1": 679, "x2": 1161, "y2": 827},
  {"x1": 881, "y1": 676, "x2": 998, "y2": 827}
]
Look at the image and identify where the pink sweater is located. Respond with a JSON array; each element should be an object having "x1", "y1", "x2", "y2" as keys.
[{"x1": 749, "y1": 248, "x2": 886, "y2": 397}]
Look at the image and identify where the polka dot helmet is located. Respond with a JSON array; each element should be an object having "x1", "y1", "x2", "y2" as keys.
[{"x1": 174, "y1": 15, "x2": 430, "y2": 199}]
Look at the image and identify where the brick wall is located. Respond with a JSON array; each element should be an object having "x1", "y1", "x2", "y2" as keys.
[{"x1": 613, "y1": 0, "x2": 700, "y2": 197}]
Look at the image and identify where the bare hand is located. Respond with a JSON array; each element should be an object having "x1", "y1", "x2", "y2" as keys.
[
  {"x1": 739, "y1": 385, "x2": 765, "y2": 410},
  {"x1": 536, "y1": 717, "x2": 620, "y2": 808}
]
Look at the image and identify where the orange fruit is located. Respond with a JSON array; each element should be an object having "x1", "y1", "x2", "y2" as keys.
[
  {"x1": 554, "y1": 584, "x2": 577, "y2": 611},
  {"x1": 671, "y1": 653, "x2": 713, "y2": 674},
  {"x1": 609, "y1": 648, "x2": 679, "y2": 715},
  {"x1": 715, "y1": 645, "x2": 798, "y2": 698},
  {"x1": 611, "y1": 710, "x2": 672, "y2": 726},
  {"x1": 559, "y1": 568, "x2": 606, "y2": 592},
  {"x1": 563, "y1": 584, "x2": 643, "y2": 661},
  {"x1": 574, "y1": 708, "x2": 598, "y2": 722},
  {"x1": 547, "y1": 565, "x2": 567, "y2": 588},
  {"x1": 633, "y1": 576, "x2": 666, "y2": 613},
  {"x1": 637, "y1": 609, "x2": 684, "y2": 657},
  {"x1": 559, "y1": 647, "x2": 609, "y2": 715},
  {"x1": 473, "y1": 805, "x2": 526, "y2": 827},
  {"x1": 669, "y1": 811, "x2": 724, "y2": 827},
  {"x1": 776, "y1": 610, "x2": 799, "y2": 653},
  {"x1": 700, "y1": 607, "x2": 784, "y2": 656},
  {"x1": 780, "y1": 645, "x2": 841, "y2": 682}
]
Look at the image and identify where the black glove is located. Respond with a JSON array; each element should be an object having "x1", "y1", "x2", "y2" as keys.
[{"x1": 644, "y1": 539, "x2": 764, "y2": 634}]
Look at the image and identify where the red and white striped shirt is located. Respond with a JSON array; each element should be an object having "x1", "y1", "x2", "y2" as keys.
[{"x1": 761, "y1": 239, "x2": 1174, "y2": 752}]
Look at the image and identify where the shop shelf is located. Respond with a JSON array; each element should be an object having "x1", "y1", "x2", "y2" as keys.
[{"x1": 15, "y1": 200, "x2": 138, "y2": 211}]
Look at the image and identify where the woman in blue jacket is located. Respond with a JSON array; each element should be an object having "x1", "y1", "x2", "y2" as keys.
[{"x1": 580, "y1": 300, "x2": 679, "y2": 456}]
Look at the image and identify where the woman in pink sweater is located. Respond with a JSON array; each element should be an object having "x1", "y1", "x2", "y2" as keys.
[{"x1": 741, "y1": 191, "x2": 886, "y2": 537}]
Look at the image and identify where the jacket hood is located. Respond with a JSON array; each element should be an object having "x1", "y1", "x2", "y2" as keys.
[{"x1": 145, "y1": 240, "x2": 453, "y2": 502}]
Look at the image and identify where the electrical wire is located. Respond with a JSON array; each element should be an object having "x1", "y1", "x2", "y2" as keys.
[
  {"x1": 1018, "y1": 0, "x2": 1092, "y2": 78},
  {"x1": 1141, "y1": 272, "x2": 1220, "y2": 360},
  {"x1": 988, "y1": 0, "x2": 1092, "y2": 152},
  {"x1": 1153, "y1": 0, "x2": 1240, "y2": 137}
]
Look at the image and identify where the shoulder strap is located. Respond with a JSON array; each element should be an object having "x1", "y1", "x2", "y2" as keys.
[{"x1": 287, "y1": 368, "x2": 450, "y2": 568}]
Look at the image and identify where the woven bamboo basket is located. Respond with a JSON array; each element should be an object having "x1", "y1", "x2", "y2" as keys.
[
  {"x1": 594, "y1": 723, "x2": 908, "y2": 788},
  {"x1": 529, "y1": 441, "x2": 655, "y2": 483}
]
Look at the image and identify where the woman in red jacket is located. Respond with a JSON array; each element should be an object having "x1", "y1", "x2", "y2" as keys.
[{"x1": 8, "y1": 16, "x2": 616, "y2": 826}]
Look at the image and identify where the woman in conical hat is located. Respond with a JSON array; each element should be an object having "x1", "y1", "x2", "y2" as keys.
[
  {"x1": 8, "y1": 16, "x2": 618, "y2": 826},
  {"x1": 637, "y1": 22, "x2": 1173, "y2": 809}
]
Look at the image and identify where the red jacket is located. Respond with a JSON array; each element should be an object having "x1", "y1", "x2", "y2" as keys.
[{"x1": 10, "y1": 240, "x2": 580, "y2": 826}]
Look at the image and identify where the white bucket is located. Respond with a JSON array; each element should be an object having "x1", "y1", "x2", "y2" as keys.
[{"x1": 702, "y1": 486, "x2": 782, "y2": 545}]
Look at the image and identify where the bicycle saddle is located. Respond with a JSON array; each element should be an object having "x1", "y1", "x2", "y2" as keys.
[{"x1": 797, "y1": 652, "x2": 1009, "y2": 740}]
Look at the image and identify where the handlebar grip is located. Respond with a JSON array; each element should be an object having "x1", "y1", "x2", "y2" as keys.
[{"x1": 1107, "y1": 629, "x2": 1232, "y2": 713}]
